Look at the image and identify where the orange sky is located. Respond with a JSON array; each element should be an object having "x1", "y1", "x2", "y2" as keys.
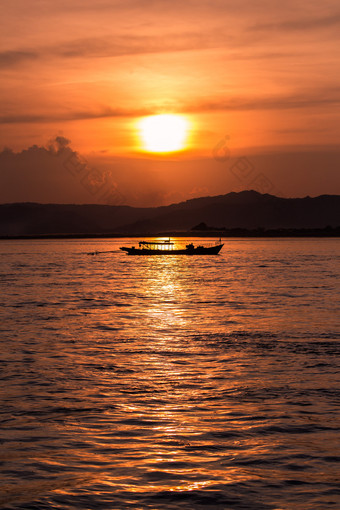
[{"x1": 1, "y1": 0, "x2": 340, "y2": 205}]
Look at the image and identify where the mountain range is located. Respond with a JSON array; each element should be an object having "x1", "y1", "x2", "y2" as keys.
[{"x1": 1, "y1": 191, "x2": 339, "y2": 237}]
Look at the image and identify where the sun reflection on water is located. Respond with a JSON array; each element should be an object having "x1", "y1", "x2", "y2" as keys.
[
  {"x1": 88, "y1": 252, "x2": 258, "y2": 494},
  {"x1": 1, "y1": 239, "x2": 339, "y2": 508}
]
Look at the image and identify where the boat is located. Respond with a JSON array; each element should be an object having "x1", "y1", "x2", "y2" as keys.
[{"x1": 120, "y1": 239, "x2": 223, "y2": 255}]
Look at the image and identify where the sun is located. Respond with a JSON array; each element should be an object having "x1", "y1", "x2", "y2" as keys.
[{"x1": 138, "y1": 114, "x2": 189, "y2": 153}]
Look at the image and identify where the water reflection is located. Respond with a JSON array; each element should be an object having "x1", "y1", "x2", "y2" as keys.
[
  {"x1": 0, "y1": 239, "x2": 339, "y2": 509},
  {"x1": 141, "y1": 255, "x2": 193, "y2": 335},
  {"x1": 87, "y1": 254, "x2": 269, "y2": 494}
]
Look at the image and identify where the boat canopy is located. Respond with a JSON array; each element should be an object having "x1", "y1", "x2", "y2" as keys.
[{"x1": 139, "y1": 240, "x2": 174, "y2": 246}]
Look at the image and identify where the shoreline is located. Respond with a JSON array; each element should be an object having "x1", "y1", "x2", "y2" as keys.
[{"x1": 1, "y1": 228, "x2": 340, "y2": 240}]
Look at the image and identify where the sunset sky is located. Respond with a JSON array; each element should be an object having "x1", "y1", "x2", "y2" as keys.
[{"x1": 1, "y1": 0, "x2": 339, "y2": 206}]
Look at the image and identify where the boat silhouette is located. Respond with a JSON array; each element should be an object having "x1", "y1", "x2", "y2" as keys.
[{"x1": 120, "y1": 239, "x2": 223, "y2": 255}]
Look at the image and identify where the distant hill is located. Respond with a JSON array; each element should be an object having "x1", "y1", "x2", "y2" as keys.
[{"x1": 0, "y1": 191, "x2": 340, "y2": 237}]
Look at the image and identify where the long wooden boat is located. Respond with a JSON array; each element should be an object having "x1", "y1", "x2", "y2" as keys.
[{"x1": 120, "y1": 239, "x2": 223, "y2": 255}]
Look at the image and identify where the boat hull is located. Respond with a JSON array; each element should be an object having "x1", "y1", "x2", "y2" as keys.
[{"x1": 120, "y1": 244, "x2": 223, "y2": 255}]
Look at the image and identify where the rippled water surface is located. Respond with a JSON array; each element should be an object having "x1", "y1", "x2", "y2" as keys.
[{"x1": 0, "y1": 238, "x2": 339, "y2": 509}]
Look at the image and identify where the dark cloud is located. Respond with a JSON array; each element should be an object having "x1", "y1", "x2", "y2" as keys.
[
  {"x1": 55, "y1": 33, "x2": 219, "y2": 58},
  {"x1": 0, "y1": 137, "x2": 117, "y2": 204},
  {"x1": 0, "y1": 107, "x2": 151, "y2": 124},
  {"x1": 0, "y1": 137, "x2": 164, "y2": 206},
  {"x1": 1, "y1": 87, "x2": 339, "y2": 125},
  {"x1": 0, "y1": 31, "x2": 224, "y2": 69},
  {"x1": 0, "y1": 38, "x2": 290, "y2": 70},
  {"x1": 2, "y1": 13, "x2": 335, "y2": 71},
  {"x1": 47, "y1": 136, "x2": 71, "y2": 153},
  {"x1": 0, "y1": 50, "x2": 39, "y2": 67},
  {"x1": 1, "y1": 137, "x2": 340, "y2": 206},
  {"x1": 184, "y1": 88, "x2": 340, "y2": 113},
  {"x1": 251, "y1": 12, "x2": 340, "y2": 32}
]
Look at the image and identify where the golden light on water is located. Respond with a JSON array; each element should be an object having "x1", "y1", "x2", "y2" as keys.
[{"x1": 138, "y1": 114, "x2": 190, "y2": 153}]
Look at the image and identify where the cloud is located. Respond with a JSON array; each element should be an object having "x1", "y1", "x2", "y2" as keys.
[
  {"x1": 55, "y1": 33, "x2": 219, "y2": 58},
  {"x1": 1, "y1": 137, "x2": 340, "y2": 206},
  {"x1": 0, "y1": 137, "x2": 163, "y2": 206},
  {"x1": 1, "y1": 87, "x2": 339, "y2": 125},
  {"x1": 3, "y1": 7, "x2": 338, "y2": 71},
  {"x1": 47, "y1": 135, "x2": 72, "y2": 152},
  {"x1": 0, "y1": 50, "x2": 39, "y2": 67},
  {"x1": 0, "y1": 36, "x2": 297, "y2": 70},
  {"x1": 0, "y1": 106, "x2": 153, "y2": 124},
  {"x1": 251, "y1": 12, "x2": 340, "y2": 32},
  {"x1": 184, "y1": 88, "x2": 340, "y2": 114},
  {"x1": 0, "y1": 137, "x2": 119, "y2": 204},
  {"x1": 0, "y1": 31, "x2": 225, "y2": 69}
]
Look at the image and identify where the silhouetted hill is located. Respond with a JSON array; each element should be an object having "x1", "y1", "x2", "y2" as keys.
[
  {"x1": 0, "y1": 191, "x2": 339, "y2": 236},
  {"x1": 0, "y1": 203, "x2": 154, "y2": 236}
]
